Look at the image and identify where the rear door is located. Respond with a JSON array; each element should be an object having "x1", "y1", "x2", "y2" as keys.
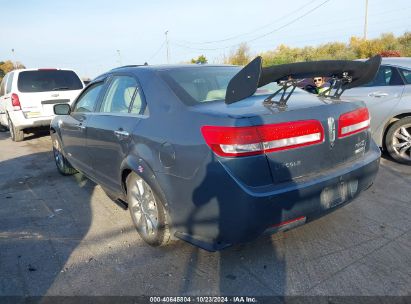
[
  {"x1": 343, "y1": 65, "x2": 405, "y2": 140},
  {"x1": 86, "y1": 74, "x2": 147, "y2": 192},
  {"x1": 16, "y1": 70, "x2": 83, "y2": 118},
  {"x1": 59, "y1": 81, "x2": 105, "y2": 174}
]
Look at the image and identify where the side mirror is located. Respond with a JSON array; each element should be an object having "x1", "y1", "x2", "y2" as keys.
[{"x1": 54, "y1": 103, "x2": 71, "y2": 115}]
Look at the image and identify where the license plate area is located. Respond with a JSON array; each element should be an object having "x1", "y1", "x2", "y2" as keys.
[{"x1": 320, "y1": 179, "x2": 358, "y2": 209}]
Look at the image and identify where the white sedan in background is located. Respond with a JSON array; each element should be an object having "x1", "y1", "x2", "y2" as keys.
[{"x1": 343, "y1": 57, "x2": 411, "y2": 165}]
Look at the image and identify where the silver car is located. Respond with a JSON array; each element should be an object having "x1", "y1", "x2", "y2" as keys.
[{"x1": 343, "y1": 57, "x2": 411, "y2": 165}]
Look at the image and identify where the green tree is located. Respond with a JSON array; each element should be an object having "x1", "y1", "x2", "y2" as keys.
[
  {"x1": 398, "y1": 32, "x2": 411, "y2": 57},
  {"x1": 0, "y1": 60, "x2": 26, "y2": 81},
  {"x1": 191, "y1": 55, "x2": 208, "y2": 64},
  {"x1": 226, "y1": 42, "x2": 251, "y2": 65}
]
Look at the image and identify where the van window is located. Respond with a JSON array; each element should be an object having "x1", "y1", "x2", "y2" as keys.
[
  {"x1": 0, "y1": 74, "x2": 8, "y2": 96},
  {"x1": 6, "y1": 72, "x2": 14, "y2": 94},
  {"x1": 17, "y1": 70, "x2": 83, "y2": 93}
]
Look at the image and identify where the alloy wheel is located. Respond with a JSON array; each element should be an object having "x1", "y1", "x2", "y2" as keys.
[
  {"x1": 391, "y1": 123, "x2": 411, "y2": 162},
  {"x1": 129, "y1": 177, "x2": 159, "y2": 239}
]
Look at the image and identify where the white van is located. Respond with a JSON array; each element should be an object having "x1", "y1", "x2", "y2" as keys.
[{"x1": 0, "y1": 68, "x2": 84, "y2": 141}]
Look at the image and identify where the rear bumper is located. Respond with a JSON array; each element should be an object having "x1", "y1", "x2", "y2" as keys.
[
  {"x1": 7, "y1": 111, "x2": 53, "y2": 130},
  {"x1": 162, "y1": 142, "x2": 381, "y2": 251}
]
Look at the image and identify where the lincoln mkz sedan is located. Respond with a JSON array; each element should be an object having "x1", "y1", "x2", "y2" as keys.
[{"x1": 50, "y1": 56, "x2": 381, "y2": 251}]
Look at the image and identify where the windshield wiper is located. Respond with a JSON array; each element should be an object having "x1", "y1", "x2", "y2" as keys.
[{"x1": 52, "y1": 87, "x2": 70, "y2": 91}]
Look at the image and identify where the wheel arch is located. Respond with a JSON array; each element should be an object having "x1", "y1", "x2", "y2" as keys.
[
  {"x1": 120, "y1": 155, "x2": 169, "y2": 209},
  {"x1": 120, "y1": 155, "x2": 175, "y2": 235}
]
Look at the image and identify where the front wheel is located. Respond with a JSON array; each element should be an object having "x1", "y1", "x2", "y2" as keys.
[
  {"x1": 126, "y1": 172, "x2": 171, "y2": 247},
  {"x1": 385, "y1": 117, "x2": 411, "y2": 165},
  {"x1": 52, "y1": 137, "x2": 77, "y2": 175}
]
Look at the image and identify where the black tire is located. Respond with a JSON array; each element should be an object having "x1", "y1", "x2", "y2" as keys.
[
  {"x1": 52, "y1": 136, "x2": 77, "y2": 175},
  {"x1": 385, "y1": 117, "x2": 411, "y2": 165},
  {"x1": 8, "y1": 115, "x2": 24, "y2": 142},
  {"x1": 126, "y1": 172, "x2": 171, "y2": 247},
  {"x1": 0, "y1": 123, "x2": 7, "y2": 132}
]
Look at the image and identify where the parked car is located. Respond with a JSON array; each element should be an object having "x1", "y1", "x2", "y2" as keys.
[
  {"x1": 0, "y1": 68, "x2": 84, "y2": 141},
  {"x1": 342, "y1": 58, "x2": 411, "y2": 165},
  {"x1": 50, "y1": 57, "x2": 381, "y2": 251}
]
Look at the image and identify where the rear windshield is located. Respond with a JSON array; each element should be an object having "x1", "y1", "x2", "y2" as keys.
[
  {"x1": 17, "y1": 70, "x2": 83, "y2": 93},
  {"x1": 159, "y1": 66, "x2": 281, "y2": 105}
]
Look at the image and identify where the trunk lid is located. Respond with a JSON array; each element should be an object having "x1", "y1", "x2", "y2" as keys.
[{"x1": 196, "y1": 90, "x2": 370, "y2": 186}]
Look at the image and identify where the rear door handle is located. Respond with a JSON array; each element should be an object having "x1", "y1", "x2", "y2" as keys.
[
  {"x1": 369, "y1": 92, "x2": 388, "y2": 97},
  {"x1": 114, "y1": 130, "x2": 129, "y2": 139}
]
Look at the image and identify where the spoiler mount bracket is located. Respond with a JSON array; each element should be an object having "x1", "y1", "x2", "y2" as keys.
[{"x1": 263, "y1": 79, "x2": 298, "y2": 107}]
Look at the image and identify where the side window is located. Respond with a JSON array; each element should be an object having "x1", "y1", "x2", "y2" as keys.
[
  {"x1": 6, "y1": 72, "x2": 14, "y2": 93},
  {"x1": 72, "y1": 82, "x2": 104, "y2": 113},
  {"x1": 100, "y1": 76, "x2": 139, "y2": 113},
  {"x1": 399, "y1": 68, "x2": 411, "y2": 84},
  {"x1": 364, "y1": 66, "x2": 403, "y2": 87},
  {"x1": 0, "y1": 74, "x2": 8, "y2": 96}
]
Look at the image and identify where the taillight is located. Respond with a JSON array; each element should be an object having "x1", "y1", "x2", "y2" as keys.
[
  {"x1": 338, "y1": 107, "x2": 370, "y2": 138},
  {"x1": 11, "y1": 93, "x2": 21, "y2": 110},
  {"x1": 201, "y1": 120, "x2": 324, "y2": 157}
]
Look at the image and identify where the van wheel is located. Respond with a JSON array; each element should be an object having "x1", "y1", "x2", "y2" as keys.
[
  {"x1": 52, "y1": 137, "x2": 77, "y2": 175},
  {"x1": 8, "y1": 116, "x2": 24, "y2": 142},
  {"x1": 126, "y1": 172, "x2": 171, "y2": 247},
  {"x1": 385, "y1": 117, "x2": 411, "y2": 165}
]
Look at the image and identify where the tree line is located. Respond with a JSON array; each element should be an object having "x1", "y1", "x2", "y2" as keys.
[{"x1": 191, "y1": 32, "x2": 411, "y2": 66}]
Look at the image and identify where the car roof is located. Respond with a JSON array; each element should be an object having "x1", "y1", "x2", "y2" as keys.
[
  {"x1": 110, "y1": 64, "x2": 237, "y2": 72},
  {"x1": 6, "y1": 68, "x2": 78, "y2": 74},
  {"x1": 380, "y1": 57, "x2": 411, "y2": 69},
  {"x1": 91, "y1": 64, "x2": 239, "y2": 82}
]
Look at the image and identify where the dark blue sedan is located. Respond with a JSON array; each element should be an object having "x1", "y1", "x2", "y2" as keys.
[{"x1": 50, "y1": 56, "x2": 381, "y2": 251}]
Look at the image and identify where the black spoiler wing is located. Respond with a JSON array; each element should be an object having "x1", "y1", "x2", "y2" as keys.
[{"x1": 225, "y1": 55, "x2": 382, "y2": 104}]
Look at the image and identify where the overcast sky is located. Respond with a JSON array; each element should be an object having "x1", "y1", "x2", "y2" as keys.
[{"x1": 0, "y1": 0, "x2": 409, "y2": 78}]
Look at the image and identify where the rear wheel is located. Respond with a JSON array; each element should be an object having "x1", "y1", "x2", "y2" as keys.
[
  {"x1": 52, "y1": 137, "x2": 77, "y2": 175},
  {"x1": 126, "y1": 172, "x2": 171, "y2": 247},
  {"x1": 385, "y1": 117, "x2": 411, "y2": 165},
  {"x1": 8, "y1": 115, "x2": 24, "y2": 142}
]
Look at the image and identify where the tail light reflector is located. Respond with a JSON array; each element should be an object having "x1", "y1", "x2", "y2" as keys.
[
  {"x1": 201, "y1": 120, "x2": 324, "y2": 157},
  {"x1": 338, "y1": 107, "x2": 370, "y2": 138},
  {"x1": 11, "y1": 93, "x2": 21, "y2": 110}
]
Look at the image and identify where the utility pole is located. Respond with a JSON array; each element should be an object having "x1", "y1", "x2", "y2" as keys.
[
  {"x1": 116, "y1": 49, "x2": 122, "y2": 66},
  {"x1": 165, "y1": 30, "x2": 170, "y2": 64},
  {"x1": 363, "y1": 0, "x2": 369, "y2": 40}
]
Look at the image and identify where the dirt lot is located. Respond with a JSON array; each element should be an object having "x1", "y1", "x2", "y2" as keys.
[{"x1": 0, "y1": 131, "x2": 410, "y2": 296}]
